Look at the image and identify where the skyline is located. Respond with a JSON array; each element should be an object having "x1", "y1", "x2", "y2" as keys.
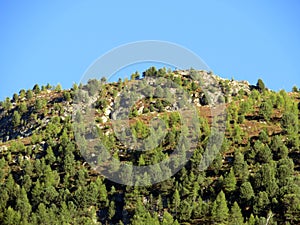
[{"x1": 1, "y1": 1, "x2": 300, "y2": 100}]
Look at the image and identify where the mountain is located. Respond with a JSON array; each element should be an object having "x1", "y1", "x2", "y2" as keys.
[{"x1": 0, "y1": 67, "x2": 299, "y2": 224}]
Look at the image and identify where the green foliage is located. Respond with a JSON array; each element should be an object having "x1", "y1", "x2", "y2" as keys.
[
  {"x1": 2, "y1": 97, "x2": 12, "y2": 111},
  {"x1": 33, "y1": 84, "x2": 40, "y2": 94},
  {"x1": 233, "y1": 150, "x2": 249, "y2": 181},
  {"x1": 172, "y1": 189, "x2": 181, "y2": 214},
  {"x1": 63, "y1": 91, "x2": 71, "y2": 101},
  {"x1": 223, "y1": 168, "x2": 237, "y2": 192},
  {"x1": 26, "y1": 89, "x2": 33, "y2": 100},
  {"x1": 281, "y1": 111, "x2": 298, "y2": 134},
  {"x1": 131, "y1": 71, "x2": 140, "y2": 80},
  {"x1": 211, "y1": 191, "x2": 229, "y2": 224},
  {"x1": 86, "y1": 79, "x2": 100, "y2": 96},
  {"x1": 19, "y1": 89, "x2": 26, "y2": 99},
  {"x1": 34, "y1": 99, "x2": 46, "y2": 112},
  {"x1": 12, "y1": 93, "x2": 18, "y2": 103},
  {"x1": 229, "y1": 202, "x2": 244, "y2": 225},
  {"x1": 143, "y1": 66, "x2": 157, "y2": 77},
  {"x1": 3, "y1": 207, "x2": 21, "y2": 225},
  {"x1": 0, "y1": 68, "x2": 299, "y2": 224},
  {"x1": 292, "y1": 85, "x2": 298, "y2": 92},
  {"x1": 19, "y1": 102, "x2": 27, "y2": 115},
  {"x1": 257, "y1": 78, "x2": 266, "y2": 92},
  {"x1": 253, "y1": 191, "x2": 270, "y2": 215},
  {"x1": 12, "y1": 111, "x2": 21, "y2": 127},
  {"x1": 240, "y1": 181, "x2": 254, "y2": 201},
  {"x1": 259, "y1": 100, "x2": 273, "y2": 121},
  {"x1": 55, "y1": 83, "x2": 62, "y2": 92}
]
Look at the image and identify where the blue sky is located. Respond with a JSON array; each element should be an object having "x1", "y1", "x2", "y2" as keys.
[{"x1": 0, "y1": 0, "x2": 300, "y2": 100}]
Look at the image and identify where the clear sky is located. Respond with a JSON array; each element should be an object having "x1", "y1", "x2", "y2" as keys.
[{"x1": 1, "y1": 0, "x2": 300, "y2": 100}]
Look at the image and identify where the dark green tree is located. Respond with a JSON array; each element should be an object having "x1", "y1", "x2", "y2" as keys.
[
  {"x1": 233, "y1": 150, "x2": 249, "y2": 181},
  {"x1": 281, "y1": 111, "x2": 298, "y2": 135},
  {"x1": 211, "y1": 191, "x2": 229, "y2": 224},
  {"x1": 131, "y1": 71, "x2": 140, "y2": 80},
  {"x1": 12, "y1": 93, "x2": 18, "y2": 103},
  {"x1": 26, "y1": 89, "x2": 33, "y2": 100},
  {"x1": 223, "y1": 168, "x2": 237, "y2": 192},
  {"x1": 162, "y1": 211, "x2": 176, "y2": 225},
  {"x1": 3, "y1": 207, "x2": 21, "y2": 225},
  {"x1": 259, "y1": 101, "x2": 273, "y2": 122},
  {"x1": 292, "y1": 85, "x2": 298, "y2": 92},
  {"x1": 19, "y1": 102, "x2": 27, "y2": 115},
  {"x1": 178, "y1": 199, "x2": 193, "y2": 221},
  {"x1": 256, "y1": 78, "x2": 266, "y2": 92},
  {"x1": 172, "y1": 189, "x2": 181, "y2": 215},
  {"x1": 2, "y1": 97, "x2": 12, "y2": 111},
  {"x1": 12, "y1": 111, "x2": 21, "y2": 127},
  {"x1": 63, "y1": 91, "x2": 71, "y2": 101},
  {"x1": 229, "y1": 202, "x2": 244, "y2": 225},
  {"x1": 33, "y1": 84, "x2": 40, "y2": 94},
  {"x1": 240, "y1": 181, "x2": 254, "y2": 202},
  {"x1": 55, "y1": 83, "x2": 62, "y2": 92},
  {"x1": 16, "y1": 187, "x2": 32, "y2": 221},
  {"x1": 108, "y1": 200, "x2": 116, "y2": 220},
  {"x1": 253, "y1": 191, "x2": 270, "y2": 216}
]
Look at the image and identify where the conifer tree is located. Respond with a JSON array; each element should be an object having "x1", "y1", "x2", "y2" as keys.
[
  {"x1": 240, "y1": 181, "x2": 254, "y2": 202},
  {"x1": 211, "y1": 191, "x2": 229, "y2": 224},
  {"x1": 229, "y1": 202, "x2": 244, "y2": 225},
  {"x1": 224, "y1": 168, "x2": 237, "y2": 192},
  {"x1": 172, "y1": 189, "x2": 181, "y2": 215},
  {"x1": 12, "y1": 111, "x2": 21, "y2": 127},
  {"x1": 257, "y1": 78, "x2": 266, "y2": 92}
]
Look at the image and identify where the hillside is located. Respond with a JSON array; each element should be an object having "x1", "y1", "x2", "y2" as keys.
[{"x1": 0, "y1": 67, "x2": 300, "y2": 225}]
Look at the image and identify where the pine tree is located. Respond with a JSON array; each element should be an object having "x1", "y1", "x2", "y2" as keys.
[
  {"x1": 257, "y1": 145, "x2": 272, "y2": 163},
  {"x1": 59, "y1": 202, "x2": 72, "y2": 224},
  {"x1": 162, "y1": 211, "x2": 175, "y2": 225},
  {"x1": 16, "y1": 187, "x2": 32, "y2": 222},
  {"x1": 19, "y1": 102, "x2": 27, "y2": 115},
  {"x1": 259, "y1": 101, "x2": 273, "y2": 122},
  {"x1": 240, "y1": 181, "x2": 254, "y2": 202},
  {"x1": 12, "y1": 111, "x2": 21, "y2": 127},
  {"x1": 178, "y1": 199, "x2": 193, "y2": 221},
  {"x1": 247, "y1": 214, "x2": 256, "y2": 225},
  {"x1": 12, "y1": 93, "x2": 18, "y2": 103},
  {"x1": 26, "y1": 89, "x2": 33, "y2": 100},
  {"x1": 45, "y1": 146, "x2": 56, "y2": 164},
  {"x1": 172, "y1": 189, "x2": 181, "y2": 215},
  {"x1": 257, "y1": 78, "x2": 266, "y2": 92},
  {"x1": 55, "y1": 83, "x2": 62, "y2": 92},
  {"x1": 33, "y1": 84, "x2": 40, "y2": 94},
  {"x1": 19, "y1": 89, "x2": 26, "y2": 99},
  {"x1": 36, "y1": 203, "x2": 49, "y2": 224},
  {"x1": 281, "y1": 111, "x2": 298, "y2": 135},
  {"x1": 3, "y1": 207, "x2": 21, "y2": 225},
  {"x1": 131, "y1": 197, "x2": 148, "y2": 224},
  {"x1": 253, "y1": 191, "x2": 270, "y2": 216},
  {"x1": 233, "y1": 150, "x2": 249, "y2": 181},
  {"x1": 99, "y1": 184, "x2": 108, "y2": 207},
  {"x1": 223, "y1": 168, "x2": 237, "y2": 192},
  {"x1": 2, "y1": 97, "x2": 12, "y2": 111},
  {"x1": 108, "y1": 200, "x2": 116, "y2": 220},
  {"x1": 211, "y1": 191, "x2": 229, "y2": 224},
  {"x1": 229, "y1": 202, "x2": 244, "y2": 225}
]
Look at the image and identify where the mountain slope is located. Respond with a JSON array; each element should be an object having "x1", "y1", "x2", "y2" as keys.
[{"x1": 0, "y1": 68, "x2": 299, "y2": 224}]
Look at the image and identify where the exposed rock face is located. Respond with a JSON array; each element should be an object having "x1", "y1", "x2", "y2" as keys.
[{"x1": 174, "y1": 70, "x2": 250, "y2": 104}]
